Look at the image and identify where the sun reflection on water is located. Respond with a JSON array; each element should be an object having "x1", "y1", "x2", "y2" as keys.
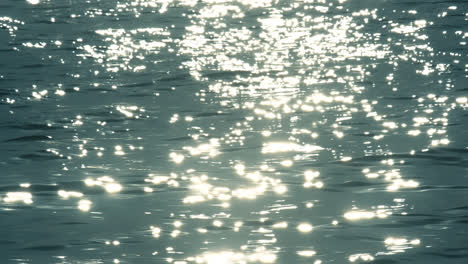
[{"x1": 5, "y1": 0, "x2": 463, "y2": 263}]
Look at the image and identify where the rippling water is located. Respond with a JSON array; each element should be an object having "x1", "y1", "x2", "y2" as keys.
[{"x1": 1, "y1": 0, "x2": 467, "y2": 263}]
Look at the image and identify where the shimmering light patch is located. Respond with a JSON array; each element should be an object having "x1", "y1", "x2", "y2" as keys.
[
  {"x1": 3, "y1": 192, "x2": 33, "y2": 204},
  {"x1": 0, "y1": 17, "x2": 24, "y2": 37},
  {"x1": 84, "y1": 176, "x2": 122, "y2": 193},
  {"x1": 26, "y1": 0, "x2": 40, "y2": 5},
  {"x1": 262, "y1": 142, "x2": 323, "y2": 154},
  {"x1": 297, "y1": 250, "x2": 316, "y2": 257},
  {"x1": 280, "y1": 160, "x2": 293, "y2": 167},
  {"x1": 79, "y1": 27, "x2": 169, "y2": 72},
  {"x1": 105, "y1": 183, "x2": 123, "y2": 193},
  {"x1": 169, "y1": 114, "x2": 179, "y2": 123},
  {"x1": 387, "y1": 179, "x2": 419, "y2": 191},
  {"x1": 136, "y1": 1, "x2": 455, "y2": 262},
  {"x1": 348, "y1": 253, "x2": 374, "y2": 262},
  {"x1": 184, "y1": 139, "x2": 220, "y2": 157},
  {"x1": 55, "y1": 90, "x2": 65, "y2": 96},
  {"x1": 344, "y1": 211, "x2": 376, "y2": 221},
  {"x1": 391, "y1": 20, "x2": 427, "y2": 35},
  {"x1": 303, "y1": 170, "x2": 324, "y2": 189},
  {"x1": 145, "y1": 174, "x2": 171, "y2": 185},
  {"x1": 20, "y1": 183, "x2": 31, "y2": 188},
  {"x1": 233, "y1": 221, "x2": 243, "y2": 232},
  {"x1": 150, "y1": 226, "x2": 161, "y2": 238},
  {"x1": 32, "y1": 90, "x2": 48, "y2": 100},
  {"x1": 116, "y1": 105, "x2": 144, "y2": 119},
  {"x1": 171, "y1": 230, "x2": 181, "y2": 238},
  {"x1": 363, "y1": 168, "x2": 419, "y2": 192},
  {"x1": 58, "y1": 190, "x2": 83, "y2": 199},
  {"x1": 193, "y1": 250, "x2": 277, "y2": 264},
  {"x1": 78, "y1": 199, "x2": 92, "y2": 211},
  {"x1": 114, "y1": 145, "x2": 125, "y2": 156},
  {"x1": 183, "y1": 195, "x2": 206, "y2": 204},
  {"x1": 173, "y1": 220, "x2": 183, "y2": 228},
  {"x1": 212, "y1": 220, "x2": 223, "y2": 227},
  {"x1": 384, "y1": 237, "x2": 421, "y2": 253},
  {"x1": 272, "y1": 221, "x2": 288, "y2": 229},
  {"x1": 297, "y1": 223, "x2": 313, "y2": 233},
  {"x1": 408, "y1": 130, "x2": 421, "y2": 136},
  {"x1": 341, "y1": 156, "x2": 352, "y2": 162},
  {"x1": 169, "y1": 152, "x2": 185, "y2": 164},
  {"x1": 456, "y1": 97, "x2": 467, "y2": 105},
  {"x1": 23, "y1": 42, "x2": 46, "y2": 48}
]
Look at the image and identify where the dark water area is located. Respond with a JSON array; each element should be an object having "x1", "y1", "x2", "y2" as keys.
[{"x1": 0, "y1": 0, "x2": 467, "y2": 263}]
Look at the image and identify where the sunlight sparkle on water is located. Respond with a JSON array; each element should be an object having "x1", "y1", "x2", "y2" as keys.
[
  {"x1": 58, "y1": 190, "x2": 83, "y2": 199},
  {"x1": 297, "y1": 250, "x2": 316, "y2": 257},
  {"x1": 78, "y1": 199, "x2": 92, "y2": 211},
  {"x1": 5, "y1": 0, "x2": 463, "y2": 263},
  {"x1": 84, "y1": 176, "x2": 122, "y2": 193},
  {"x1": 26, "y1": 0, "x2": 40, "y2": 5},
  {"x1": 3, "y1": 192, "x2": 33, "y2": 204},
  {"x1": 348, "y1": 253, "x2": 374, "y2": 262},
  {"x1": 297, "y1": 223, "x2": 313, "y2": 233},
  {"x1": 195, "y1": 250, "x2": 277, "y2": 264}
]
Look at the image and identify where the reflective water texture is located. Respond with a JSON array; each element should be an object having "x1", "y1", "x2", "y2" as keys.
[{"x1": 0, "y1": 0, "x2": 467, "y2": 263}]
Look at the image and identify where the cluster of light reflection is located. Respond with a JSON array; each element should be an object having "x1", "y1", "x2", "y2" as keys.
[{"x1": 44, "y1": 0, "x2": 466, "y2": 262}]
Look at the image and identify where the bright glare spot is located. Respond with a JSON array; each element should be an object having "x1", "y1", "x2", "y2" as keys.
[
  {"x1": 78, "y1": 199, "x2": 92, "y2": 211},
  {"x1": 55, "y1": 90, "x2": 66, "y2": 96},
  {"x1": 344, "y1": 211, "x2": 375, "y2": 221},
  {"x1": 169, "y1": 152, "x2": 185, "y2": 164},
  {"x1": 274, "y1": 185, "x2": 287, "y2": 194},
  {"x1": 341, "y1": 156, "x2": 352, "y2": 162},
  {"x1": 173, "y1": 220, "x2": 183, "y2": 228},
  {"x1": 297, "y1": 250, "x2": 316, "y2": 257},
  {"x1": 114, "y1": 145, "x2": 125, "y2": 155},
  {"x1": 305, "y1": 170, "x2": 320, "y2": 181},
  {"x1": 84, "y1": 176, "x2": 122, "y2": 193},
  {"x1": 385, "y1": 237, "x2": 421, "y2": 247},
  {"x1": 58, "y1": 190, "x2": 83, "y2": 199},
  {"x1": 20, "y1": 183, "x2": 31, "y2": 188},
  {"x1": 151, "y1": 226, "x2": 161, "y2": 238},
  {"x1": 408, "y1": 130, "x2": 421, "y2": 136},
  {"x1": 200, "y1": 250, "x2": 277, "y2": 264},
  {"x1": 456, "y1": 97, "x2": 467, "y2": 104},
  {"x1": 348, "y1": 253, "x2": 374, "y2": 262},
  {"x1": 262, "y1": 142, "x2": 323, "y2": 154},
  {"x1": 297, "y1": 223, "x2": 313, "y2": 233},
  {"x1": 272, "y1": 221, "x2": 288, "y2": 229},
  {"x1": 27, "y1": 0, "x2": 40, "y2": 5},
  {"x1": 213, "y1": 220, "x2": 223, "y2": 227},
  {"x1": 171, "y1": 230, "x2": 181, "y2": 238},
  {"x1": 3, "y1": 192, "x2": 33, "y2": 204},
  {"x1": 105, "y1": 183, "x2": 122, "y2": 193}
]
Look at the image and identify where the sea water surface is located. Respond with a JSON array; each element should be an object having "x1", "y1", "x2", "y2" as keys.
[{"x1": 0, "y1": 0, "x2": 467, "y2": 263}]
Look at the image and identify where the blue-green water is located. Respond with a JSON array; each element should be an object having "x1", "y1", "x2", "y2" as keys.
[{"x1": 1, "y1": 0, "x2": 467, "y2": 263}]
